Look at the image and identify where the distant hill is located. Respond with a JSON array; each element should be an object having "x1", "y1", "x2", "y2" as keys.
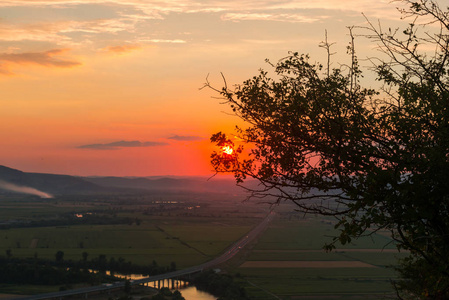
[
  {"x1": 0, "y1": 165, "x2": 106, "y2": 196},
  {"x1": 83, "y1": 175, "x2": 244, "y2": 194},
  {"x1": 0, "y1": 165, "x2": 245, "y2": 197}
]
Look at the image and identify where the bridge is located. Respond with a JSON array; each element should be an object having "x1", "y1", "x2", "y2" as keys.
[{"x1": 16, "y1": 211, "x2": 275, "y2": 300}]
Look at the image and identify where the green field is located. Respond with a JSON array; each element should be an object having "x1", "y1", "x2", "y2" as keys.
[
  {"x1": 0, "y1": 222, "x2": 255, "y2": 268},
  {"x1": 0, "y1": 194, "x2": 264, "y2": 270},
  {"x1": 0, "y1": 193, "x2": 408, "y2": 299},
  {"x1": 230, "y1": 214, "x2": 407, "y2": 299}
]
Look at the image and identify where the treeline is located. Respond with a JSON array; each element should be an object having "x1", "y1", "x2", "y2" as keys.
[
  {"x1": 0, "y1": 256, "x2": 112, "y2": 286},
  {"x1": 0, "y1": 251, "x2": 176, "y2": 287},
  {"x1": 82, "y1": 253, "x2": 176, "y2": 276},
  {"x1": 144, "y1": 287, "x2": 185, "y2": 300},
  {"x1": 0, "y1": 213, "x2": 141, "y2": 229},
  {"x1": 193, "y1": 270, "x2": 249, "y2": 300}
]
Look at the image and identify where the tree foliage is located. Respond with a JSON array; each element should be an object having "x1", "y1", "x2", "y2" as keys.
[
  {"x1": 207, "y1": 1, "x2": 449, "y2": 298},
  {"x1": 193, "y1": 270, "x2": 249, "y2": 300}
]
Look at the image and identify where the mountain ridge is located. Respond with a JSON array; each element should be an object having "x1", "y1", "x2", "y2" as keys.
[{"x1": 0, "y1": 165, "x2": 242, "y2": 197}]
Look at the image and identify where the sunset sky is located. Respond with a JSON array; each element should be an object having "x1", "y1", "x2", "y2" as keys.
[{"x1": 0, "y1": 0, "x2": 438, "y2": 176}]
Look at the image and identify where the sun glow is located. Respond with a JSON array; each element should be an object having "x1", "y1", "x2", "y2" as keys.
[{"x1": 222, "y1": 145, "x2": 234, "y2": 155}]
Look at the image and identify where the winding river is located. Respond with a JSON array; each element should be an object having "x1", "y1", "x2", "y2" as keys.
[
  {"x1": 174, "y1": 285, "x2": 216, "y2": 300},
  {"x1": 113, "y1": 273, "x2": 217, "y2": 300}
]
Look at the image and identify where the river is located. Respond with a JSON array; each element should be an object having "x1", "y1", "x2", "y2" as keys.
[
  {"x1": 145, "y1": 279, "x2": 216, "y2": 300},
  {"x1": 111, "y1": 273, "x2": 217, "y2": 300},
  {"x1": 179, "y1": 285, "x2": 217, "y2": 300}
]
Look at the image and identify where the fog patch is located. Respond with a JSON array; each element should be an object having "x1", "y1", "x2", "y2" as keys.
[{"x1": 0, "y1": 180, "x2": 53, "y2": 198}]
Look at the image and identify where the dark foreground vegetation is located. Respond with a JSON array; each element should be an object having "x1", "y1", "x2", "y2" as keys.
[
  {"x1": 0, "y1": 252, "x2": 175, "y2": 288},
  {"x1": 0, "y1": 255, "x2": 111, "y2": 287},
  {"x1": 145, "y1": 288, "x2": 185, "y2": 300},
  {"x1": 0, "y1": 212, "x2": 139, "y2": 230},
  {"x1": 208, "y1": 0, "x2": 449, "y2": 298},
  {"x1": 193, "y1": 270, "x2": 249, "y2": 300}
]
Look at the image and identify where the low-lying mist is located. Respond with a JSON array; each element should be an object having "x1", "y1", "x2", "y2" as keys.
[{"x1": 0, "y1": 180, "x2": 53, "y2": 198}]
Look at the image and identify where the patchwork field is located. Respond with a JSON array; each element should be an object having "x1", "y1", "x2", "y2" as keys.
[
  {"x1": 231, "y1": 211, "x2": 408, "y2": 299},
  {"x1": 0, "y1": 221, "x2": 257, "y2": 269},
  {"x1": 0, "y1": 192, "x2": 409, "y2": 298},
  {"x1": 0, "y1": 193, "x2": 265, "y2": 271}
]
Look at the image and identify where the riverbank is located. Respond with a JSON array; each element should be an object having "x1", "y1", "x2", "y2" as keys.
[{"x1": 62, "y1": 285, "x2": 158, "y2": 300}]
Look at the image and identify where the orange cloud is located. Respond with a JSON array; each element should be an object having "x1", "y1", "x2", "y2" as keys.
[
  {"x1": 78, "y1": 140, "x2": 168, "y2": 150},
  {"x1": 103, "y1": 44, "x2": 142, "y2": 54},
  {"x1": 221, "y1": 12, "x2": 324, "y2": 23},
  {"x1": 0, "y1": 48, "x2": 81, "y2": 75},
  {"x1": 167, "y1": 135, "x2": 204, "y2": 142}
]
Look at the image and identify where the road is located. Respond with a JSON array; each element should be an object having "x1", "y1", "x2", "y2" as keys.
[{"x1": 16, "y1": 210, "x2": 275, "y2": 300}]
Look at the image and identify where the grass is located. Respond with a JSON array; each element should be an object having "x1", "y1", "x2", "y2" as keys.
[
  {"x1": 0, "y1": 198, "x2": 86, "y2": 220},
  {"x1": 243, "y1": 278, "x2": 394, "y2": 299},
  {"x1": 337, "y1": 251, "x2": 409, "y2": 267},
  {"x1": 159, "y1": 224, "x2": 253, "y2": 256},
  {"x1": 254, "y1": 217, "x2": 397, "y2": 251},
  {"x1": 237, "y1": 264, "x2": 397, "y2": 298},
  {"x1": 0, "y1": 194, "x2": 405, "y2": 298},
  {"x1": 0, "y1": 284, "x2": 59, "y2": 295},
  {"x1": 231, "y1": 213, "x2": 402, "y2": 298},
  {"x1": 0, "y1": 194, "x2": 266, "y2": 297},
  {"x1": 247, "y1": 250, "x2": 351, "y2": 261},
  {"x1": 0, "y1": 220, "x2": 257, "y2": 269}
]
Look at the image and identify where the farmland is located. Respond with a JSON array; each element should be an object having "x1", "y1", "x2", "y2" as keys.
[
  {"x1": 0, "y1": 188, "x2": 266, "y2": 295},
  {"x1": 227, "y1": 206, "x2": 408, "y2": 299},
  {"x1": 0, "y1": 192, "x2": 264, "y2": 268},
  {"x1": 0, "y1": 178, "x2": 405, "y2": 299}
]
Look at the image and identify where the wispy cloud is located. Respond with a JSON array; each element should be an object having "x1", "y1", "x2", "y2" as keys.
[
  {"x1": 0, "y1": 0, "x2": 403, "y2": 21},
  {"x1": 167, "y1": 135, "x2": 204, "y2": 141},
  {"x1": 0, "y1": 17, "x2": 186, "y2": 48},
  {"x1": 62, "y1": 18, "x2": 139, "y2": 34},
  {"x1": 0, "y1": 18, "x2": 139, "y2": 45},
  {"x1": 0, "y1": 49, "x2": 79, "y2": 67},
  {"x1": 0, "y1": 23, "x2": 71, "y2": 44},
  {"x1": 103, "y1": 44, "x2": 142, "y2": 54},
  {"x1": 78, "y1": 140, "x2": 168, "y2": 150},
  {"x1": 221, "y1": 12, "x2": 324, "y2": 23},
  {"x1": 0, "y1": 49, "x2": 81, "y2": 75},
  {"x1": 0, "y1": 1, "x2": 393, "y2": 14},
  {"x1": 0, "y1": 0, "x2": 404, "y2": 55},
  {"x1": 0, "y1": 16, "x2": 152, "y2": 51},
  {"x1": 138, "y1": 39, "x2": 187, "y2": 44}
]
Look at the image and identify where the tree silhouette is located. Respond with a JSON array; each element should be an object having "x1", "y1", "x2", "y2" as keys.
[
  {"x1": 207, "y1": 0, "x2": 449, "y2": 298},
  {"x1": 55, "y1": 250, "x2": 64, "y2": 264},
  {"x1": 124, "y1": 277, "x2": 131, "y2": 294}
]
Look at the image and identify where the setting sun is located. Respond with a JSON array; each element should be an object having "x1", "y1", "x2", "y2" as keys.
[{"x1": 222, "y1": 145, "x2": 234, "y2": 155}]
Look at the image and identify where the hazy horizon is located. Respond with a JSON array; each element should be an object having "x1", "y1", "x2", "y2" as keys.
[{"x1": 0, "y1": 164, "x2": 238, "y2": 179}]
